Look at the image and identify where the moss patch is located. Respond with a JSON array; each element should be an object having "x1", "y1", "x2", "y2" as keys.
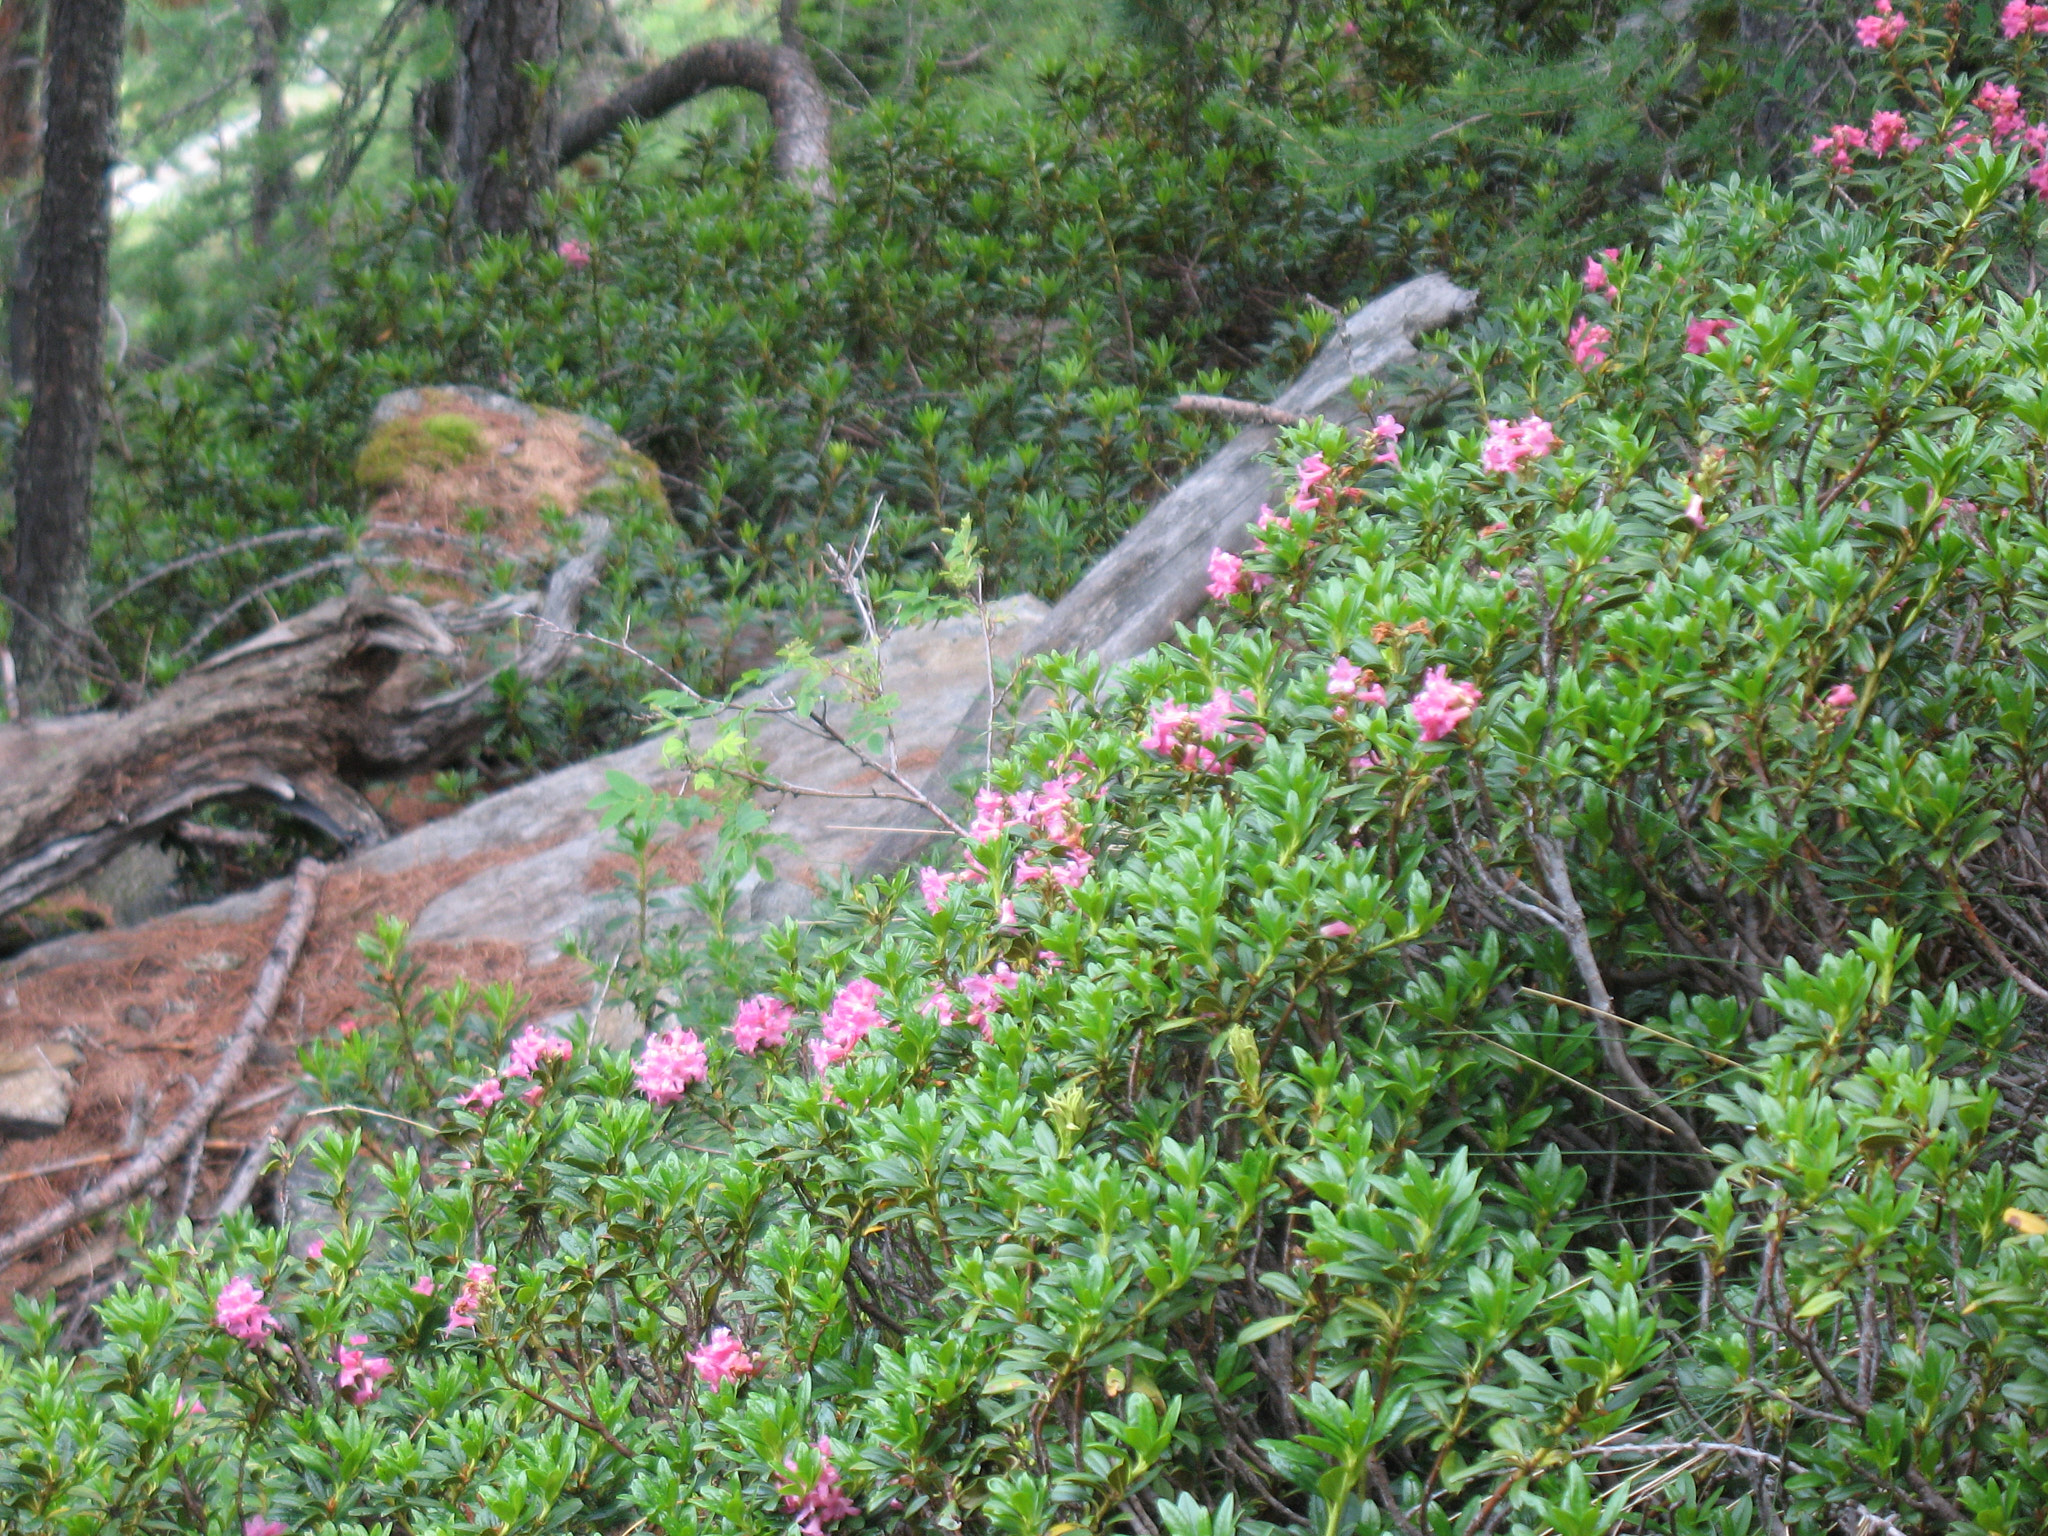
[{"x1": 354, "y1": 412, "x2": 487, "y2": 492}]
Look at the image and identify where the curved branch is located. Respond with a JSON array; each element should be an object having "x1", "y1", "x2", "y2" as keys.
[
  {"x1": 0, "y1": 858, "x2": 325, "y2": 1271},
  {"x1": 557, "y1": 37, "x2": 830, "y2": 194}
]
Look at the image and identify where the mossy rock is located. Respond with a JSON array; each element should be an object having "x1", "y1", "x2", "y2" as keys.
[{"x1": 354, "y1": 412, "x2": 487, "y2": 492}]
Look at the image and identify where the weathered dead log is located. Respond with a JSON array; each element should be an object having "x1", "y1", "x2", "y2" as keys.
[
  {"x1": 1025, "y1": 273, "x2": 1479, "y2": 674},
  {"x1": 0, "y1": 519, "x2": 607, "y2": 922},
  {"x1": 557, "y1": 36, "x2": 830, "y2": 194}
]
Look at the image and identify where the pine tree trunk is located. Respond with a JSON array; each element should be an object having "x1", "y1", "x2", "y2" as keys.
[
  {"x1": 454, "y1": 0, "x2": 560, "y2": 235},
  {"x1": 5, "y1": 0, "x2": 122, "y2": 714},
  {"x1": 241, "y1": 0, "x2": 290, "y2": 248},
  {"x1": 0, "y1": 0, "x2": 41, "y2": 184}
]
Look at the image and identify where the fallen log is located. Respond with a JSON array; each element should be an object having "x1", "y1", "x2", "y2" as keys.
[{"x1": 1026, "y1": 272, "x2": 1479, "y2": 675}]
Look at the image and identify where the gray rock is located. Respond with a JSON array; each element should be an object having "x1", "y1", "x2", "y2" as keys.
[
  {"x1": 0, "y1": 1042, "x2": 82, "y2": 1139},
  {"x1": 79, "y1": 841, "x2": 183, "y2": 927}
]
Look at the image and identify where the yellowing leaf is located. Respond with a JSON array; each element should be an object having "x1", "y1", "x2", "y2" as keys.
[
  {"x1": 1794, "y1": 1289, "x2": 1845, "y2": 1320},
  {"x1": 2004, "y1": 1206, "x2": 2048, "y2": 1236}
]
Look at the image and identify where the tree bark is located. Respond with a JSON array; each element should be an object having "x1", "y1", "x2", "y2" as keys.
[
  {"x1": 455, "y1": 0, "x2": 561, "y2": 234},
  {"x1": 0, "y1": 0, "x2": 40, "y2": 185},
  {"x1": 556, "y1": 35, "x2": 829, "y2": 195},
  {"x1": 6, "y1": 0, "x2": 122, "y2": 714},
  {"x1": 241, "y1": 0, "x2": 291, "y2": 248},
  {"x1": 0, "y1": 518, "x2": 609, "y2": 922}
]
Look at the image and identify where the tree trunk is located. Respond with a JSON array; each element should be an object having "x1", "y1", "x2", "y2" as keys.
[
  {"x1": 454, "y1": 0, "x2": 560, "y2": 235},
  {"x1": 0, "y1": 0, "x2": 41, "y2": 185},
  {"x1": 241, "y1": 0, "x2": 290, "y2": 248},
  {"x1": 5, "y1": 0, "x2": 122, "y2": 715}
]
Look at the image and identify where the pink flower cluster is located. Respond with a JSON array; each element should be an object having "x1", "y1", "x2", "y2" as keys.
[
  {"x1": 1206, "y1": 546, "x2": 1247, "y2": 602},
  {"x1": 1369, "y1": 413, "x2": 1405, "y2": 468},
  {"x1": 1854, "y1": 0, "x2": 1906, "y2": 48},
  {"x1": 636, "y1": 1027, "x2": 708, "y2": 1104},
  {"x1": 1975, "y1": 82, "x2": 2043, "y2": 149},
  {"x1": 1326, "y1": 657, "x2": 1386, "y2": 716},
  {"x1": 2002, "y1": 0, "x2": 2048, "y2": 38},
  {"x1": 688, "y1": 1326, "x2": 758, "y2": 1388},
  {"x1": 1684, "y1": 317, "x2": 1734, "y2": 354},
  {"x1": 1479, "y1": 415, "x2": 1557, "y2": 476},
  {"x1": 962, "y1": 965, "x2": 1020, "y2": 1041},
  {"x1": 505, "y1": 1025, "x2": 572, "y2": 1079},
  {"x1": 1144, "y1": 688, "x2": 1260, "y2": 774},
  {"x1": 782, "y1": 1439, "x2": 860, "y2": 1536},
  {"x1": 811, "y1": 978, "x2": 889, "y2": 1072},
  {"x1": 445, "y1": 1261, "x2": 496, "y2": 1333},
  {"x1": 215, "y1": 1277, "x2": 277, "y2": 1343},
  {"x1": 245, "y1": 1519, "x2": 290, "y2": 1536},
  {"x1": 334, "y1": 1335, "x2": 394, "y2": 1406},
  {"x1": 1566, "y1": 316, "x2": 1610, "y2": 371},
  {"x1": 1409, "y1": 668, "x2": 1483, "y2": 742},
  {"x1": 1824, "y1": 683, "x2": 1858, "y2": 710},
  {"x1": 458, "y1": 1076, "x2": 503, "y2": 1110},
  {"x1": 731, "y1": 994, "x2": 795, "y2": 1054},
  {"x1": 1582, "y1": 248, "x2": 1621, "y2": 302},
  {"x1": 969, "y1": 773, "x2": 1083, "y2": 847},
  {"x1": 557, "y1": 238, "x2": 591, "y2": 268},
  {"x1": 1811, "y1": 108, "x2": 1932, "y2": 171}
]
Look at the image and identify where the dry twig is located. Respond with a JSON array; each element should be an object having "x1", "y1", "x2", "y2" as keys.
[{"x1": 0, "y1": 859, "x2": 326, "y2": 1270}]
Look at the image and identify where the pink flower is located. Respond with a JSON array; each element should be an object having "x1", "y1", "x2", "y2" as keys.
[
  {"x1": 557, "y1": 238, "x2": 591, "y2": 268},
  {"x1": 1854, "y1": 0, "x2": 1906, "y2": 47},
  {"x1": 1811, "y1": 123, "x2": 1869, "y2": 172},
  {"x1": 918, "y1": 866, "x2": 962, "y2": 916},
  {"x1": 334, "y1": 1342, "x2": 394, "y2": 1406},
  {"x1": 1683, "y1": 494, "x2": 1706, "y2": 530},
  {"x1": 411, "y1": 1276, "x2": 435, "y2": 1296},
  {"x1": 305, "y1": 1239, "x2": 324, "y2": 1263},
  {"x1": 1037, "y1": 949, "x2": 1066, "y2": 968},
  {"x1": 1566, "y1": 316, "x2": 1610, "y2": 370},
  {"x1": 176, "y1": 1393, "x2": 206, "y2": 1417},
  {"x1": 1327, "y1": 657, "x2": 1363, "y2": 697},
  {"x1": 1320, "y1": 921, "x2": 1354, "y2": 939},
  {"x1": 504, "y1": 1025, "x2": 572, "y2": 1079},
  {"x1": 1684, "y1": 317, "x2": 1734, "y2": 354},
  {"x1": 1581, "y1": 255, "x2": 1608, "y2": 291},
  {"x1": 1824, "y1": 683, "x2": 1858, "y2": 710},
  {"x1": 520, "y1": 1083, "x2": 545, "y2": 1106},
  {"x1": 962, "y1": 965, "x2": 1021, "y2": 1041},
  {"x1": 1867, "y1": 110, "x2": 1909, "y2": 155},
  {"x1": 811, "y1": 978, "x2": 888, "y2": 1072},
  {"x1": 731, "y1": 994, "x2": 795, "y2": 1054},
  {"x1": 782, "y1": 1438, "x2": 860, "y2": 1536},
  {"x1": 336, "y1": 1015, "x2": 362, "y2": 1037},
  {"x1": 1295, "y1": 452, "x2": 1332, "y2": 498},
  {"x1": 215, "y1": 1277, "x2": 277, "y2": 1343},
  {"x1": 245, "y1": 1518, "x2": 290, "y2": 1536},
  {"x1": 635, "y1": 1028, "x2": 709, "y2": 1104},
  {"x1": 2002, "y1": 0, "x2": 2048, "y2": 35},
  {"x1": 688, "y1": 1326, "x2": 758, "y2": 1389},
  {"x1": 1479, "y1": 415, "x2": 1558, "y2": 475},
  {"x1": 1371, "y1": 413, "x2": 1404, "y2": 467},
  {"x1": 1206, "y1": 547, "x2": 1246, "y2": 602},
  {"x1": 1409, "y1": 667, "x2": 1483, "y2": 743},
  {"x1": 457, "y1": 1076, "x2": 503, "y2": 1110},
  {"x1": 2032, "y1": 160, "x2": 2048, "y2": 201},
  {"x1": 968, "y1": 787, "x2": 1009, "y2": 842},
  {"x1": 444, "y1": 1262, "x2": 495, "y2": 1333}
]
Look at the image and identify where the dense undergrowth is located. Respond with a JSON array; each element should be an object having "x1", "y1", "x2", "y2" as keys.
[
  {"x1": 13, "y1": 5, "x2": 2048, "y2": 1525},
  {"x1": 23, "y1": 0, "x2": 1850, "y2": 787}
]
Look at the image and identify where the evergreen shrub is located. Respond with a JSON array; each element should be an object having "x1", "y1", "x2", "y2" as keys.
[{"x1": 14, "y1": 31, "x2": 2048, "y2": 1536}]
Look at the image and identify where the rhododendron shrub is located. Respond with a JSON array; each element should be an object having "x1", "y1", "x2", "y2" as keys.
[{"x1": 17, "y1": 142, "x2": 2048, "y2": 1536}]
